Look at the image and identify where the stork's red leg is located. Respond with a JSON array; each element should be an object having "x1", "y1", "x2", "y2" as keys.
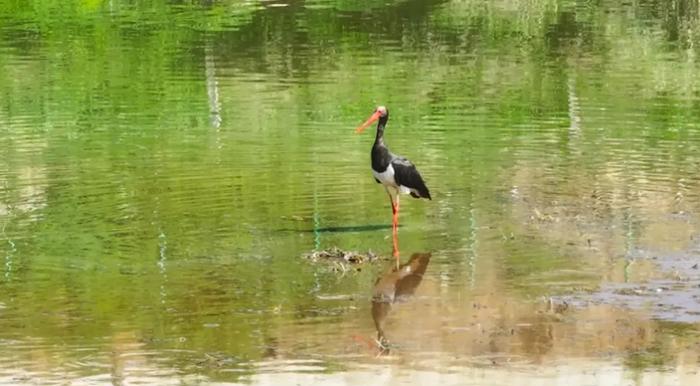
[
  {"x1": 391, "y1": 193, "x2": 400, "y2": 266},
  {"x1": 392, "y1": 230, "x2": 400, "y2": 263},
  {"x1": 385, "y1": 188, "x2": 400, "y2": 262},
  {"x1": 385, "y1": 188, "x2": 397, "y2": 218},
  {"x1": 395, "y1": 194, "x2": 400, "y2": 222}
]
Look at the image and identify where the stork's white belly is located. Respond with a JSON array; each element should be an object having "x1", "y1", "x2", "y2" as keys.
[
  {"x1": 373, "y1": 164, "x2": 396, "y2": 186},
  {"x1": 373, "y1": 164, "x2": 411, "y2": 194}
]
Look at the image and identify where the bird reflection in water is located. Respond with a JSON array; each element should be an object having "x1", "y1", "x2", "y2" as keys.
[{"x1": 371, "y1": 252, "x2": 431, "y2": 353}]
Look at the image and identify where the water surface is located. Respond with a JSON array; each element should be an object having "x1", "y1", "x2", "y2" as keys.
[{"x1": 2, "y1": 0, "x2": 700, "y2": 384}]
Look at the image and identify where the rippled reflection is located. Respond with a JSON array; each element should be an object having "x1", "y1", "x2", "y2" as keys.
[
  {"x1": 372, "y1": 252, "x2": 432, "y2": 352},
  {"x1": 2, "y1": 0, "x2": 700, "y2": 384}
]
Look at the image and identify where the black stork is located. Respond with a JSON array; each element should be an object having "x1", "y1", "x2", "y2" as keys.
[{"x1": 355, "y1": 106, "x2": 431, "y2": 258}]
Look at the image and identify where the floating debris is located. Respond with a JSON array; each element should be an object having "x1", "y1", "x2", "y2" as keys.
[
  {"x1": 303, "y1": 247, "x2": 381, "y2": 272},
  {"x1": 304, "y1": 247, "x2": 379, "y2": 264}
]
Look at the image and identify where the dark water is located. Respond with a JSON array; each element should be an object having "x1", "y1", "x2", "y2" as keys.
[{"x1": 2, "y1": 0, "x2": 700, "y2": 384}]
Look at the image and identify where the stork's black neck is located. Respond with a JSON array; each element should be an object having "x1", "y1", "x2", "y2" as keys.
[
  {"x1": 371, "y1": 116, "x2": 392, "y2": 172},
  {"x1": 374, "y1": 121, "x2": 386, "y2": 147}
]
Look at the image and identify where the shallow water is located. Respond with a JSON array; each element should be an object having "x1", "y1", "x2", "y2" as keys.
[{"x1": 2, "y1": 0, "x2": 700, "y2": 384}]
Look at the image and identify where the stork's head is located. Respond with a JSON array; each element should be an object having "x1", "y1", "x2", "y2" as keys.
[{"x1": 355, "y1": 106, "x2": 389, "y2": 134}]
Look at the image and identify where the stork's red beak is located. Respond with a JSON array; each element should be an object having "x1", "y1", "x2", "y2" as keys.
[{"x1": 355, "y1": 111, "x2": 382, "y2": 134}]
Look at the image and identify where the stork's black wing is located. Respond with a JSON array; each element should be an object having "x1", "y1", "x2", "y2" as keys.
[{"x1": 392, "y1": 157, "x2": 431, "y2": 200}]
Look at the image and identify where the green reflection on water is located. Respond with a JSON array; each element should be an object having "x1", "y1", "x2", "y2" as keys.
[{"x1": 2, "y1": 0, "x2": 700, "y2": 383}]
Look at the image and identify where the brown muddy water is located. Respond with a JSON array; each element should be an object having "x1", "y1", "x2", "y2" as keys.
[{"x1": 2, "y1": 0, "x2": 700, "y2": 385}]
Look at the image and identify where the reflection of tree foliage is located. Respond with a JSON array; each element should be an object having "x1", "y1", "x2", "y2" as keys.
[{"x1": 1, "y1": 0, "x2": 700, "y2": 374}]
